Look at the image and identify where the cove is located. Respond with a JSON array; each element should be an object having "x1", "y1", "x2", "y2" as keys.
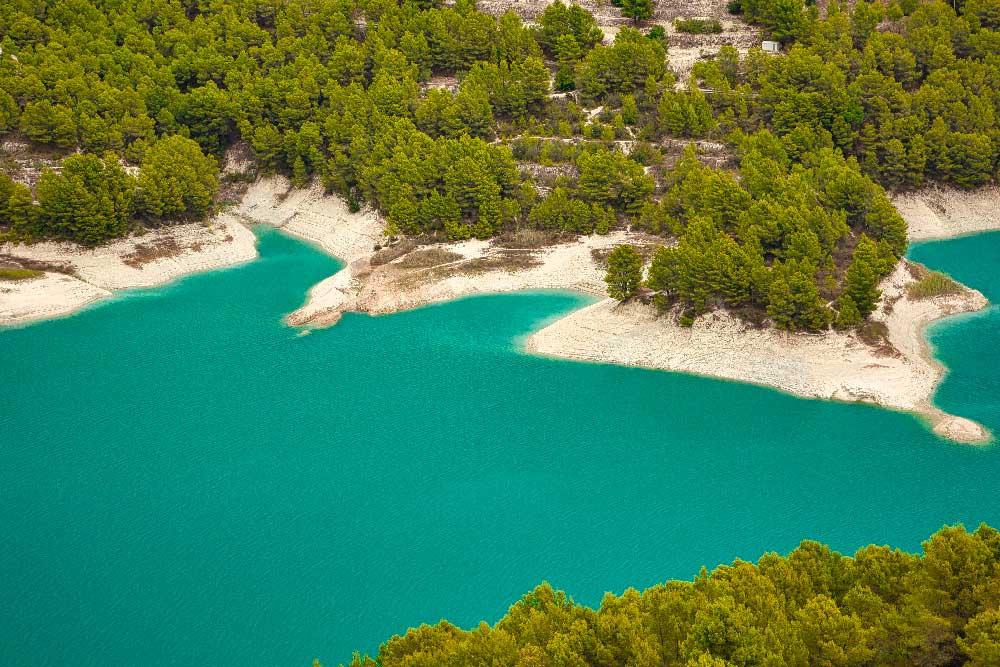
[{"x1": 1, "y1": 227, "x2": 999, "y2": 667}]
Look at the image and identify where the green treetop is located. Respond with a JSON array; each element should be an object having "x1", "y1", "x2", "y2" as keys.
[{"x1": 605, "y1": 244, "x2": 644, "y2": 300}]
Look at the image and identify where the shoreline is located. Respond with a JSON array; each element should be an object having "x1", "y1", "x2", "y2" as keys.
[
  {"x1": 2, "y1": 178, "x2": 996, "y2": 442},
  {"x1": 0, "y1": 214, "x2": 257, "y2": 327},
  {"x1": 524, "y1": 269, "x2": 991, "y2": 444},
  {"x1": 892, "y1": 186, "x2": 1000, "y2": 241}
]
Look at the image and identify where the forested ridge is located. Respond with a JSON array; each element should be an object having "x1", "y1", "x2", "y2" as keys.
[
  {"x1": 331, "y1": 524, "x2": 1000, "y2": 667},
  {"x1": 0, "y1": 0, "x2": 998, "y2": 327}
]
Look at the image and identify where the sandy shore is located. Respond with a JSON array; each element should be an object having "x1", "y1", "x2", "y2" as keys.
[
  {"x1": 228, "y1": 176, "x2": 653, "y2": 327},
  {"x1": 287, "y1": 231, "x2": 645, "y2": 326},
  {"x1": 0, "y1": 214, "x2": 257, "y2": 326},
  {"x1": 527, "y1": 261, "x2": 991, "y2": 443},
  {"x1": 0, "y1": 272, "x2": 110, "y2": 325}
]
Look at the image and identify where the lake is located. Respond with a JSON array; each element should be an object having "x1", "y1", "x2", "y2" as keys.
[{"x1": 1, "y1": 228, "x2": 998, "y2": 666}]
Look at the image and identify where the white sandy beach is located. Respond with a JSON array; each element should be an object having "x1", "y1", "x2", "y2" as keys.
[
  {"x1": 0, "y1": 214, "x2": 257, "y2": 326},
  {"x1": 893, "y1": 186, "x2": 1000, "y2": 241},
  {"x1": 0, "y1": 272, "x2": 109, "y2": 325}
]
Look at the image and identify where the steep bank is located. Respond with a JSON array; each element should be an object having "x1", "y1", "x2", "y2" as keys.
[
  {"x1": 893, "y1": 186, "x2": 1000, "y2": 241},
  {"x1": 0, "y1": 215, "x2": 257, "y2": 326}
]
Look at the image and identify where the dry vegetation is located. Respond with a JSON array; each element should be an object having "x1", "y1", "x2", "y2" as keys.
[
  {"x1": 0, "y1": 253, "x2": 75, "y2": 276},
  {"x1": 434, "y1": 249, "x2": 543, "y2": 277},
  {"x1": 370, "y1": 239, "x2": 419, "y2": 266},
  {"x1": 907, "y1": 267, "x2": 964, "y2": 300},
  {"x1": 589, "y1": 240, "x2": 661, "y2": 267},
  {"x1": 491, "y1": 228, "x2": 575, "y2": 249},
  {"x1": 122, "y1": 237, "x2": 189, "y2": 268},
  {"x1": 394, "y1": 248, "x2": 464, "y2": 268}
]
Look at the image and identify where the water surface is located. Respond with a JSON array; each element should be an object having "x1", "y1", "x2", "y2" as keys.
[{"x1": 2, "y1": 228, "x2": 998, "y2": 666}]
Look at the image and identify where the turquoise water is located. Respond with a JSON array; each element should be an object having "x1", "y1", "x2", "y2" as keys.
[{"x1": 1, "y1": 228, "x2": 998, "y2": 667}]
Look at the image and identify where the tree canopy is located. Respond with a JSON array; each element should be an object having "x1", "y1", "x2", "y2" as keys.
[
  {"x1": 3, "y1": 0, "x2": 999, "y2": 329},
  {"x1": 333, "y1": 524, "x2": 1000, "y2": 667}
]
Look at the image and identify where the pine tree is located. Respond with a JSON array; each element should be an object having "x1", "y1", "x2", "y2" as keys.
[
  {"x1": 621, "y1": 0, "x2": 654, "y2": 23},
  {"x1": 836, "y1": 294, "x2": 862, "y2": 328},
  {"x1": 844, "y1": 235, "x2": 882, "y2": 319},
  {"x1": 605, "y1": 244, "x2": 644, "y2": 300}
]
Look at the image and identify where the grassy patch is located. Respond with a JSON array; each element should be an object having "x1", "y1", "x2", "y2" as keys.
[
  {"x1": 492, "y1": 229, "x2": 571, "y2": 249},
  {"x1": 370, "y1": 239, "x2": 418, "y2": 267},
  {"x1": 0, "y1": 268, "x2": 44, "y2": 281},
  {"x1": 674, "y1": 18, "x2": 723, "y2": 34},
  {"x1": 908, "y1": 270, "x2": 963, "y2": 300}
]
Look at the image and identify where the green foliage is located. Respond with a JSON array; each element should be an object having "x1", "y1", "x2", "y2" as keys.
[
  {"x1": 336, "y1": 524, "x2": 1000, "y2": 667},
  {"x1": 742, "y1": 0, "x2": 811, "y2": 42},
  {"x1": 0, "y1": 268, "x2": 44, "y2": 281},
  {"x1": 621, "y1": 0, "x2": 654, "y2": 23},
  {"x1": 843, "y1": 235, "x2": 882, "y2": 319},
  {"x1": 767, "y1": 259, "x2": 831, "y2": 330},
  {"x1": 20, "y1": 101, "x2": 76, "y2": 147},
  {"x1": 576, "y1": 28, "x2": 668, "y2": 101},
  {"x1": 640, "y1": 141, "x2": 902, "y2": 330},
  {"x1": 698, "y1": 1, "x2": 1000, "y2": 190},
  {"x1": 527, "y1": 187, "x2": 594, "y2": 233},
  {"x1": 605, "y1": 244, "x2": 644, "y2": 300},
  {"x1": 536, "y1": 0, "x2": 604, "y2": 55},
  {"x1": 658, "y1": 85, "x2": 715, "y2": 137},
  {"x1": 907, "y1": 268, "x2": 964, "y2": 299},
  {"x1": 36, "y1": 154, "x2": 134, "y2": 245},
  {"x1": 577, "y1": 149, "x2": 655, "y2": 214},
  {"x1": 136, "y1": 135, "x2": 218, "y2": 221}
]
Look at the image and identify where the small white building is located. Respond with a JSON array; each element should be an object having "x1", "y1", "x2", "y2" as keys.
[{"x1": 762, "y1": 40, "x2": 781, "y2": 54}]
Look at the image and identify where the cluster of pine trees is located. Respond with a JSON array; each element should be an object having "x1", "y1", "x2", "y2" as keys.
[
  {"x1": 335, "y1": 524, "x2": 1000, "y2": 667},
  {"x1": 690, "y1": 0, "x2": 1000, "y2": 189},
  {"x1": 615, "y1": 132, "x2": 906, "y2": 330},
  {"x1": 0, "y1": 135, "x2": 216, "y2": 244}
]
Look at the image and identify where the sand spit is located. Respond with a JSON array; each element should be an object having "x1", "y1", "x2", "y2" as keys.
[
  {"x1": 0, "y1": 215, "x2": 257, "y2": 326},
  {"x1": 286, "y1": 229, "x2": 652, "y2": 327},
  {"x1": 527, "y1": 260, "x2": 991, "y2": 444},
  {"x1": 894, "y1": 186, "x2": 1000, "y2": 241},
  {"x1": 228, "y1": 176, "x2": 649, "y2": 327}
]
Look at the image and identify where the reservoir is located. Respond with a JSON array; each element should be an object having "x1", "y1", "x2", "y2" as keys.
[{"x1": 1, "y1": 228, "x2": 997, "y2": 666}]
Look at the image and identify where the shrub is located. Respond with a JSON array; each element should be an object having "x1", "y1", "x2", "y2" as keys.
[
  {"x1": 674, "y1": 18, "x2": 724, "y2": 34},
  {"x1": 908, "y1": 271, "x2": 963, "y2": 299},
  {"x1": 0, "y1": 268, "x2": 44, "y2": 281}
]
